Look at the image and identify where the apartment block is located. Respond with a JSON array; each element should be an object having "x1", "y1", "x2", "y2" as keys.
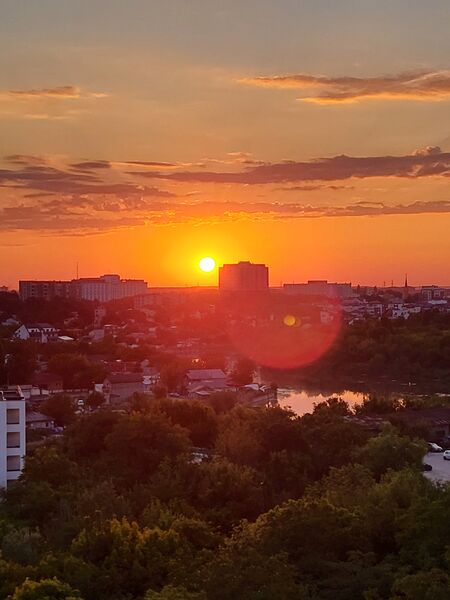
[{"x1": 0, "y1": 387, "x2": 26, "y2": 488}]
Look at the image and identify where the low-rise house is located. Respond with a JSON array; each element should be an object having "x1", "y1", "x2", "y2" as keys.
[
  {"x1": 394, "y1": 408, "x2": 450, "y2": 442},
  {"x1": 101, "y1": 373, "x2": 147, "y2": 405},
  {"x1": 186, "y1": 369, "x2": 229, "y2": 393},
  {"x1": 32, "y1": 372, "x2": 64, "y2": 393},
  {"x1": 14, "y1": 323, "x2": 58, "y2": 343},
  {"x1": 26, "y1": 411, "x2": 55, "y2": 430}
]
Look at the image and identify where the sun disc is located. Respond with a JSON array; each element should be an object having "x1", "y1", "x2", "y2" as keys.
[{"x1": 199, "y1": 256, "x2": 215, "y2": 272}]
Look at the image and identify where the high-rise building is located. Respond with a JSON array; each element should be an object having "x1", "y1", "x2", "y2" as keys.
[
  {"x1": 0, "y1": 387, "x2": 26, "y2": 489},
  {"x1": 219, "y1": 261, "x2": 269, "y2": 292}
]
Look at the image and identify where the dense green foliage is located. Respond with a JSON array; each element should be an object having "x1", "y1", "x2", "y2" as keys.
[
  {"x1": 282, "y1": 312, "x2": 450, "y2": 388},
  {"x1": 0, "y1": 398, "x2": 443, "y2": 600}
]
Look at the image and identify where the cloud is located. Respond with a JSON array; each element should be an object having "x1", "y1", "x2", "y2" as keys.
[
  {"x1": 277, "y1": 184, "x2": 354, "y2": 192},
  {"x1": 2, "y1": 151, "x2": 450, "y2": 234},
  {"x1": 0, "y1": 85, "x2": 107, "y2": 100},
  {"x1": 134, "y1": 147, "x2": 450, "y2": 184},
  {"x1": 0, "y1": 163, "x2": 174, "y2": 197},
  {"x1": 70, "y1": 161, "x2": 112, "y2": 170},
  {"x1": 2, "y1": 193, "x2": 450, "y2": 235},
  {"x1": 239, "y1": 70, "x2": 450, "y2": 104},
  {"x1": 0, "y1": 85, "x2": 108, "y2": 121}
]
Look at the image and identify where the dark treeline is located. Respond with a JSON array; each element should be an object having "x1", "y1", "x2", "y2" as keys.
[
  {"x1": 275, "y1": 311, "x2": 450, "y2": 389},
  {"x1": 2, "y1": 398, "x2": 450, "y2": 599}
]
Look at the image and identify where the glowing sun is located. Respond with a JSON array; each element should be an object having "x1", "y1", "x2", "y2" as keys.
[{"x1": 199, "y1": 256, "x2": 216, "y2": 272}]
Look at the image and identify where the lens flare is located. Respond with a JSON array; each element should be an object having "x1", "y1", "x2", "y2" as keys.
[{"x1": 226, "y1": 294, "x2": 342, "y2": 369}]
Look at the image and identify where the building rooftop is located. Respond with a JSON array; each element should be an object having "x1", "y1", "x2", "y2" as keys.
[
  {"x1": 0, "y1": 386, "x2": 25, "y2": 401},
  {"x1": 186, "y1": 369, "x2": 227, "y2": 381}
]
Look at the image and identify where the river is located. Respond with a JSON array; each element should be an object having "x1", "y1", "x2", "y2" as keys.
[{"x1": 277, "y1": 387, "x2": 366, "y2": 416}]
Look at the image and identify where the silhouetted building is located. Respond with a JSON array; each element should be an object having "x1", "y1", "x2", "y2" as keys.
[
  {"x1": 283, "y1": 280, "x2": 353, "y2": 298},
  {"x1": 219, "y1": 262, "x2": 269, "y2": 292}
]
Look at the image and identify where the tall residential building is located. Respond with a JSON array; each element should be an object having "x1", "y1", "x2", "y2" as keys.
[
  {"x1": 0, "y1": 387, "x2": 26, "y2": 488},
  {"x1": 19, "y1": 274, "x2": 149, "y2": 302},
  {"x1": 219, "y1": 261, "x2": 269, "y2": 291}
]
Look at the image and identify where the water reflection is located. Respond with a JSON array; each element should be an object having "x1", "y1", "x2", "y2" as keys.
[{"x1": 278, "y1": 388, "x2": 365, "y2": 416}]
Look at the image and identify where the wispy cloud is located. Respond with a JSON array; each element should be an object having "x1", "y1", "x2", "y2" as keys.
[
  {"x1": 135, "y1": 146, "x2": 450, "y2": 184},
  {"x1": 2, "y1": 197, "x2": 450, "y2": 235},
  {"x1": 0, "y1": 85, "x2": 107, "y2": 100},
  {"x1": 239, "y1": 70, "x2": 450, "y2": 104},
  {"x1": 0, "y1": 85, "x2": 108, "y2": 120}
]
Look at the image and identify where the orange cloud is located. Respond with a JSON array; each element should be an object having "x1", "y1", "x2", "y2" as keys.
[
  {"x1": 240, "y1": 70, "x2": 450, "y2": 104},
  {"x1": 0, "y1": 85, "x2": 107, "y2": 100}
]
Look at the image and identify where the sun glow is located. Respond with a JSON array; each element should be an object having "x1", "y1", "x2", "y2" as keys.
[{"x1": 199, "y1": 256, "x2": 216, "y2": 272}]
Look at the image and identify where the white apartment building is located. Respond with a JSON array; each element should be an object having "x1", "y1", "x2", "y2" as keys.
[
  {"x1": 0, "y1": 387, "x2": 26, "y2": 488},
  {"x1": 75, "y1": 274, "x2": 148, "y2": 302}
]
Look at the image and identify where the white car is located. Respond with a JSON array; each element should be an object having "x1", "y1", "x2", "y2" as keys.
[
  {"x1": 428, "y1": 442, "x2": 443, "y2": 452},
  {"x1": 443, "y1": 450, "x2": 450, "y2": 461}
]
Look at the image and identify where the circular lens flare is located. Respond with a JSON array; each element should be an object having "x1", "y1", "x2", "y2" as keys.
[
  {"x1": 226, "y1": 294, "x2": 342, "y2": 370},
  {"x1": 199, "y1": 257, "x2": 216, "y2": 272}
]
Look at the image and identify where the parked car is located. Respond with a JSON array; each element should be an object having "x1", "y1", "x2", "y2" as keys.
[
  {"x1": 422, "y1": 463, "x2": 432, "y2": 472},
  {"x1": 428, "y1": 442, "x2": 443, "y2": 452},
  {"x1": 443, "y1": 450, "x2": 450, "y2": 461}
]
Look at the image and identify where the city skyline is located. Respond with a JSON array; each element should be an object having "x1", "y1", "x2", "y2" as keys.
[
  {"x1": 1, "y1": 1, "x2": 450, "y2": 287},
  {"x1": 8, "y1": 266, "x2": 450, "y2": 294}
]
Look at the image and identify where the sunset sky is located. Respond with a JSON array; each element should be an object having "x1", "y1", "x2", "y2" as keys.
[{"x1": 1, "y1": 0, "x2": 450, "y2": 289}]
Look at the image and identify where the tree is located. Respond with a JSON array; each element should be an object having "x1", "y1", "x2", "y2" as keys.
[
  {"x1": 153, "y1": 384, "x2": 168, "y2": 399},
  {"x1": 207, "y1": 391, "x2": 237, "y2": 414},
  {"x1": 152, "y1": 399, "x2": 218, "y2": 448},
  {"x1": 85, "y1": 391, "x2": 105, "y2": 411},
  {"x1": 1, "y1": 527, "x2": 44, "y2": 565},
  {"x1": 145, "y1": 586, "x2": 206, "y2": 600},
  {"x1": 356, "y1": 427, "x2": 426, "y2": 479},
  {"x1": 105, "y1": 413, "x2": 192, "y2": 483},
  {"x1": 66, "y1": 411, "x2": 120, "y2": 461},
  {"x1": 391, "y1": 569, "x2": 450, "y2": 600},
  {"x1": 11, "y1": 578, "x2": 82, "y2": 600},
  {"x1": 230, "y1": 358, "x2": 255, "y2": 386},
  {"x1": 41, "y1": 395, "x2": 77, "y2": 427}
]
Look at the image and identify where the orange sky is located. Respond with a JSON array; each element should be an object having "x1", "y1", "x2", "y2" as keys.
[{"x1": 1, "y1": 1, "x2": 450, "y2": 288}]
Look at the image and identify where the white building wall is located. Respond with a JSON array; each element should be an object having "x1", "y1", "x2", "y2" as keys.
[{"x1": 0, "y1": 397, "x2": 26, "y2": 488}]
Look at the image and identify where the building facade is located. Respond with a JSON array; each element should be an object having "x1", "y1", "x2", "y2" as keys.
[
  {"x1": 0, "y1": 387, "x2": 26, "y2": 488},
  {"x1": 19, "y1": 274, "x2": 149, "y2": 303},
  {"x1": 219, "y1": 262, "x2": 269, "y2": 292},
  {"x1": 19, "y1": 280, "x2": 73, "y2": 301}
]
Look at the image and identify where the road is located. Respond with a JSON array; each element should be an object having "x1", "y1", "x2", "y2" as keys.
[{"x1": 423, "y1": 452, "x2": 450, "y2": 483}]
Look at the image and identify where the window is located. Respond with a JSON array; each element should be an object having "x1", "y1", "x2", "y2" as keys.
[
  {"x1": 7, "y1": 455, "x2": 20, "y2": 472},
  {"x1": 6, "y1": 409, "x2": 20, "y2": 424},
  {"x1": 7, "y1": 432, "x2": 20, "y2": 448}
]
